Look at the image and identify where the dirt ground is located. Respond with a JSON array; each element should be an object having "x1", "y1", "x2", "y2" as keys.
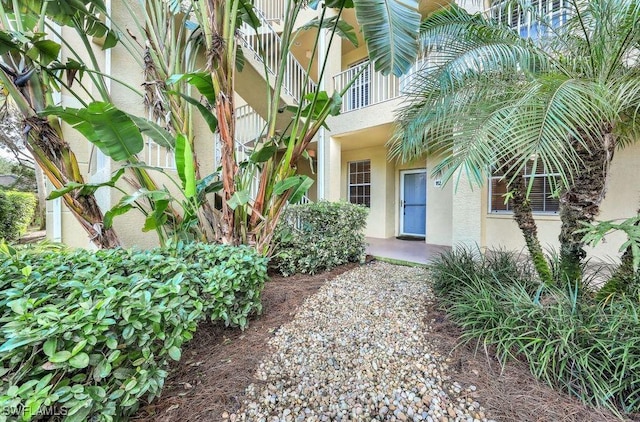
[{"x1": 134, "y1": 261, "x2": 635, "y2": 422}]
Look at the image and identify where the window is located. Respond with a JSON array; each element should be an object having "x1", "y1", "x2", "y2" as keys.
[
  {"x1": 348, "y1": 160, "x2": 371, "y2": 207},
  {"x1": 489, "y1": 162, "x2": 560, "y2": 213}
]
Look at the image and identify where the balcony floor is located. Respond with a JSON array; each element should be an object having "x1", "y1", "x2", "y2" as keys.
[{"x1": 365, "y1": 237, "x2": 450, "y2": 265}]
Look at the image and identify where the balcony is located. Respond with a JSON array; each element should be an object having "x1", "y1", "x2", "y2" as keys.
[
  {"x1": 486, "y1": 0, "x2": 569, "y2": 40},
  {"x1": 333, "y1": 61, "x2": 401, "y2": 113},
  {"x1": 333, "y1": 59, "x2": 429, "y2": 113}
]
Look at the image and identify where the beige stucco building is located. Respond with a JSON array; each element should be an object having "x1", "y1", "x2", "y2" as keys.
[{"x1": 48, "y1": 0, "x2": 640, "y2": 262}]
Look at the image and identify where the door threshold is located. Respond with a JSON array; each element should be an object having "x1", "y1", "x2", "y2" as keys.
[{"x1": 396, "y1": 235, "x2": 425, "y2": 241}]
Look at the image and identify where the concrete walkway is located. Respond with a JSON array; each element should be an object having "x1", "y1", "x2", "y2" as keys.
[{"x1": 365, "y1": 237, "x2": 450, "y2": 265}]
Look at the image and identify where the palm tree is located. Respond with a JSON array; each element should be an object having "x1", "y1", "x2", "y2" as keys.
[{"x1": 390, "y1": 0, "x2": 640, "y2": 283}]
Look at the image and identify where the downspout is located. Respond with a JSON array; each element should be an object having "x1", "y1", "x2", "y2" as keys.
[{"x1": 316, "y1": 1, "x2": 326, "y2": 200}]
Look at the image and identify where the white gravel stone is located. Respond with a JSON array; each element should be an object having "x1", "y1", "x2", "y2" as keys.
[{"x1": 232, "y1": 262, "x2": 492, "y2": 421}]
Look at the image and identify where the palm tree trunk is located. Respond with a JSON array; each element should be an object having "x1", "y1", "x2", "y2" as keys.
[
  {"x1": 508, "y1": 170, "x2": 554, "y2": 285},
  {"x1": 559, "y1": 131, "x2": 616, "y2": 284}
]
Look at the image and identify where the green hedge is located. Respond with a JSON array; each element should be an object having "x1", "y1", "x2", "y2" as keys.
[
  {"x1": 0, "y1": 242, "x2": 267, "y2": 421},
  {"x1": 0, "y1": 191, "x2": 37, "y2": 241},
  {"x1": 272, "y1": 201, "x2": 368, "y2": 276}
]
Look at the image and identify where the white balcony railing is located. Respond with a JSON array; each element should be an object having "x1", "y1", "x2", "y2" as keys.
[
  {"x1": 333, "y1": 61, "x2": 402, "y2": 113},
  {"x1": 254, "y1": 0, "x2": 285, "y2": 23},
  {"x1": 237, "y1": 7, "x2": 316, "y2": 103},
  {"x1": 486, "y1": 0, "x2": 569, "y2": 40}
]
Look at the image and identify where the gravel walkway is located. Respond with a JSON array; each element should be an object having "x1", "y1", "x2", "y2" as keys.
[{"x1": 229, "y1": 262, "x2": 494, "y2": 422}]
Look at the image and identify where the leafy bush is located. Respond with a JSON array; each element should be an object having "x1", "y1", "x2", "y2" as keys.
[
  {"x1": 271, "y1": 201, "x2": 368, "y2": 276},
  {"x1": 431, "y1": 247, "x2": 640, "y2": 416},
  {"x1": 0, "y1": 242, "x2": 267, "y2": 421},
  {"x1": 0, "y1": 191, "x2": 37, "y2": 241}
]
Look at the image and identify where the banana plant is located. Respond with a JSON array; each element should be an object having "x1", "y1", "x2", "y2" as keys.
[
  {"x1": 0, "y1": 0, "x2": 122, "y2": 247},
  {"x1": 187, "y1": 0, "x2": 421, "y2": 253},
  {"x1": 2, "y1": 0, "x2": 423, "y2": 252}
]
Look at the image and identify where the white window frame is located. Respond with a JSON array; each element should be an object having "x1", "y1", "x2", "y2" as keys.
[
  {"x1": 488, "y1": 163, "x2": 560, "y2": 214},
  {"x1": 347, "y1": 159, "x2": 371, "y2": 208}
]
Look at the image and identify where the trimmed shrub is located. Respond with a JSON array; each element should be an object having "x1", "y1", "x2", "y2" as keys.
[
  {"x1": 0, "y1": 191, "x2": 37, "y2": 241},
  {"x1": 0, "y1": 242, "x2": 267, "y2": 421},
  {"x1": 431, "y1": 247, "x2": 640, "y2": 416},
  {"x1": 272, "y1": 201, "x2": 368, "y2": 276}
]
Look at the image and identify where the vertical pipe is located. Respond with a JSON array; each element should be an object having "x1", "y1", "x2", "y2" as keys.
[{"x1": 317, "y1": 1, "x2": 326, "y2": 199}]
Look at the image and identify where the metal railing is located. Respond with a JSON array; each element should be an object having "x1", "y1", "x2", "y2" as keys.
[
  {"x1": 486, "y1": 0, "x2": 569, "y2": 40},
  {"x1": 145, "y1": 140, "x2": 175, "y2": 169},
  {"x1": 254, "y1": 0, "x2": 285, "y2": 23},
  {"x1": 333, "y1": 60, "x2": 401, "y2": 113},
  {"x1": 237, "y1": 6, "x2": 316, "y2": 103},
  {"x1": 213, "y1": 101, "x2": 313, "y2": 209}
]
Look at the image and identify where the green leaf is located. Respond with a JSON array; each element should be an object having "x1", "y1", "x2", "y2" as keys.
[
  {"x1": 168, "y1": 346, "x2": 181, "y2": 361},
  {"x1": 289, "y1": 176, "x2": 314, "y2": 204},
  {"x1": 197, "y1": 174, "x2": 223, "y2": 197},
  {"x1": 143, "y1": 199, "x2": 169, "y2": 232},
  {"x1": 42, "y1": 102, "x2": 144, "y2": 161},
  {"x1": 175, "y1": 134, "x2": 197, "y2": 198},
  {"x1": 103, "y1": 204, "x2": 133, "y2": 229},
  {"x1": 169, "y1": 91, "x2": 218, "y2": 133},
  {"x1": 29, "y1": 40, "x2": 61, "y2": 66},
  {"x1": 8, "y1": 299, "x2": 27, "y2": 315},
  {"x1": 238, "y1": 0, "x2": 261, "y2": 29},
  {"x1": 49, "y1": 350, "x2": 72, "y2": 363},
  {"x1": 68, "y1": 353, "x2": 90, "y2": 369},
  {"x1": 128, "y1": 115, "x2": 175, "y2": 149},
  {"x1": 353, "y1": 0, "x2": 421, "y2": 76},
  {"x1": 43, "y1": 338, "x2": 57, "y2": 357},
  {"x1": 250, "y1": 145, "x2": 277, "y2": 163},
  {"x1": 0, "y1": 31, "x2": 19, "y2": 55},
  {"x1": 227, "y1": 190, "x2": 251, "y2": 210},
  {"x1": 314, "y1": 0, "x2": 354, "y2": 7},
  {"x1": 47, "y1": 168, "x2": 125, "y2": 200},
  {"x1": 104, "y1": 189, "x2": 171, "y2": 228},
  {"x1": 166, "y1": 73, "x2": 216, "y2": 104},
  {"x1": 94, "y1": 359, "x2": 112, "y2": 380},
  {"x1": 0, "y1": 337, "x2": 40, "y2": 353},
  {"x1": 274, "y1": 176, "x2": 305, "y2": 195}
]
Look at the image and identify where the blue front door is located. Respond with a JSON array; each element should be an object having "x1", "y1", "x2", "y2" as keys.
[{"x1": 401, "y1": 170, "x2": 427, "y2": 236}]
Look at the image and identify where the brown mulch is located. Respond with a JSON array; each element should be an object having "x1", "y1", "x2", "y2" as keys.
[{"x1": 135, "y1": 261, "x2": 634, "y2": 422}]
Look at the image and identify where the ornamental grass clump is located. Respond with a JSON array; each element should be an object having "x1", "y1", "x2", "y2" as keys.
[
  {"x1": 0, "y1": 242, "x2": 267, "y2": 421},
  {"x1": 431, "y1": 247, "x2": 640, "y2": 416}
]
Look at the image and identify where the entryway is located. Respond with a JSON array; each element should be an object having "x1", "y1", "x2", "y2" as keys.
[{"x1": 400, "y1": 169, "x2": 427, "y2": 237}]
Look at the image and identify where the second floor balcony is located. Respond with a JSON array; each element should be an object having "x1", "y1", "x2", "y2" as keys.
[{"x1": 332, "y1": 0, "x2": 567, "y2": 114}]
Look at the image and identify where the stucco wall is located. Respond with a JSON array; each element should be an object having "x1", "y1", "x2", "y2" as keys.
[
  {"x1": 341, "y1": 146, "x2": 395, "y2": 238},
  {"x1": 482, "y1": 142, "x2": 640, "y2": 261}
]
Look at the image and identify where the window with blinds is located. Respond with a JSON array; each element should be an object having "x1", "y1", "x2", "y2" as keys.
[{"x1": 489, "y1": 162, "x2": 560, "y2": 213}]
